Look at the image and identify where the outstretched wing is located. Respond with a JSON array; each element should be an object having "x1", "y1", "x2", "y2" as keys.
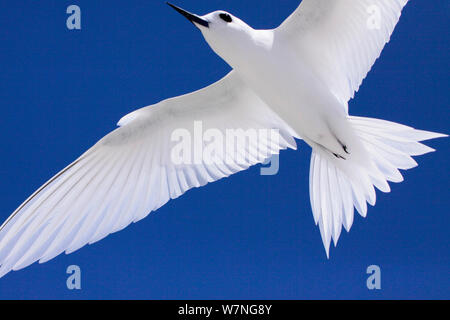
[
  {"x1": 0, "y1": 71, "x2": 298, "y2": 277},
  {"x1": 277, "y1": 0, "x2": 409, "y2": 106}
]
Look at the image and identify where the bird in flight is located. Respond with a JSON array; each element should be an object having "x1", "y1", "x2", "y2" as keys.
[{"x1": 0, "y1": 0, "x2": 445, "y2": 278}]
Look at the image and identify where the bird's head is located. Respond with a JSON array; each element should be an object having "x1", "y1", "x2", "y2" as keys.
[{"x1": 167, "y1": 3, "x2": 258, "y2": 67}]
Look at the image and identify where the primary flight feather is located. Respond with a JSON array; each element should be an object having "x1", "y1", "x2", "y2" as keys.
[{"x1": 0, "y1": 0, "x2": 446, "y2": 278}]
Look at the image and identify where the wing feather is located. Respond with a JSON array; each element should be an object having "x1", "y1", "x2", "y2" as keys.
[
  {"x1": 277, "y1": 0, "x2": 409, "y2": 106},
  {"x1": 0, "y1": 71, "x2": 298, "y2": 277}
]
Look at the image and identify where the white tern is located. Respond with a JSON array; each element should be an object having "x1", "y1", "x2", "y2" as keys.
[{"x1": 0, "y1": 0, "x2": 446, "y2": 278}]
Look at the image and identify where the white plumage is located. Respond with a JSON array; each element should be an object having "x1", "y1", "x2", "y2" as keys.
[
  {"x1": 0, "y1": 72, "x2": 297, "y2": 276},
  {"x1": 0, "y1": 0, "x2": 446, "y2": 277}
]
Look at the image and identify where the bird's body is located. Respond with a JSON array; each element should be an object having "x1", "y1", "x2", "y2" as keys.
[
  {"x1": 0, "y1": 0, "x2": 446, "y2": 277},
  {"x1": 218, "y1": 28, "x2": 351, "y2": 158},
  {"x1": 201, "y1": 15, "x2": 372, "y2": 179}
]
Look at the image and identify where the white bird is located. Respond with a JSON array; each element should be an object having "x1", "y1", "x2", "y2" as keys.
[{"x1": 0, "y1": 0, "x2": 446, "y2": 278}]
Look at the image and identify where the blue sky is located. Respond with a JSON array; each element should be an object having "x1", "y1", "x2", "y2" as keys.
[{"x1": 0, "y1": 0, "x2": 448, "y2": 299}]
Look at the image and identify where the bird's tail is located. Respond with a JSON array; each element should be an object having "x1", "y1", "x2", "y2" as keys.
[{"x1": 309, "y1": 116, "x2": 446, "y2": 257}]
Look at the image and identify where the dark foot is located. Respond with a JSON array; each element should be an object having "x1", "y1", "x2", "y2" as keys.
[{"x1": 333, "y1": 153, "x2": 346, "y2": 160}]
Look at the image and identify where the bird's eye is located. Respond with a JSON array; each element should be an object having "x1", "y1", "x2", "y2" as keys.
[{"x1": 219, "y1": 13, "x2": 232, "y2": 23}]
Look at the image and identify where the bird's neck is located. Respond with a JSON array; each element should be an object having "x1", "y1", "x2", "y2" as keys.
[{"x1": 216, "y1": 29, "x2": 275, "y2": 72}]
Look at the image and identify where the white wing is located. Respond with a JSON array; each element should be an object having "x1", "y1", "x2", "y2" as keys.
[
  {"x1": 0, "y1": 71, "x2": 298, "y2": 277},
  {"x1": 277, "y1": 0, "x2": 409, "y2": 106}
]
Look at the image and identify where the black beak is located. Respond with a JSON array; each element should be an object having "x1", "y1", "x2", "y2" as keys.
[{"x1": 167, "y1": 2, "x2": 209, "y2": 28}]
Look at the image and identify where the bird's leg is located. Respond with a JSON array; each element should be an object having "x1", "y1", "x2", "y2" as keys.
[
  {"x1": 333, "y1": 152, "x2": 346, "y2": 160},
  {"x1": 342, "y1": 144, "x2": 349, "y2": 154}
]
